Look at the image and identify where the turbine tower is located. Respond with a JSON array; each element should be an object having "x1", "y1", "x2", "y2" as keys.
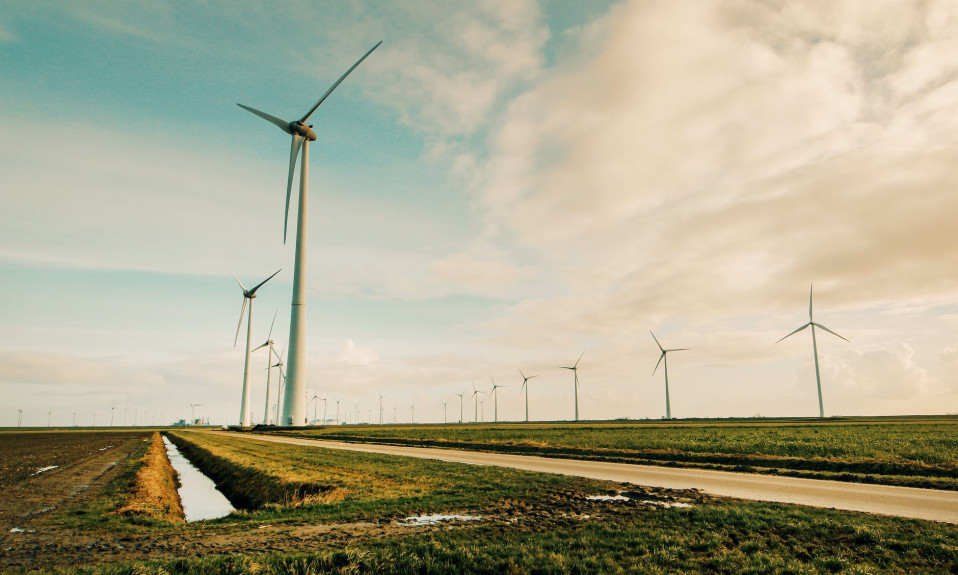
[
  {"x1": 471, "y1": 384, "x2": 481, "y2": 423},
  {"x1": 489, "y1": 376, "x2": 507, "y2": 422},
  {"x1": 455, "y1": 390, "x2": 465, "y2": 424},
  {"x1": 560, "y1": 352, "x2": 584, "y2": 421},
  {"x1": 238, "y1": 41, "x2": 382, "y2": 426},
  {"x1": 230, "y1": 269, "x2": 282, "y2": 426},
  {"x1": 518, "y1": 368, "x2": 537, "y2": 423},
  {"x1": 377, "y1": 392, "x2": 385, "y2": 425},
  {"x1": 252, "y1": 310, "x2": 279, "y2": 424},
  {"x1": 651, "y1": 331, "x2": 687, "y2": 420},
  {"x1": 778, "y1": 285, "x2": 848, "y2": 418}
]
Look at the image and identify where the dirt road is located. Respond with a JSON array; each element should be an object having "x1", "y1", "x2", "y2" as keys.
[{"x1": 210, "y1": 431, "x2": 958, "y2": 524}]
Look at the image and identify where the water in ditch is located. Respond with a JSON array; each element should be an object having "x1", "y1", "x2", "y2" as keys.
[{"x1": 162, "y1": 436, "x2": 235, "y2": 522}]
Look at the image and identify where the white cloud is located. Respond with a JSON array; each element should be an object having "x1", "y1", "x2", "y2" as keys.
[{"x1": 337, "y1": 339, "x2": 379, "y2": 366}]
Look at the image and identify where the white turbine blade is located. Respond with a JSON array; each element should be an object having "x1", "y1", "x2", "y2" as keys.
[
  {"x1": 813, "y1": 322, "x2": 849, "y2": 342},
  {"x1": 252, "y1": 341, "x2": 269, "y2": 352},
  {"x1": 520, "y1": 381, "x2": 526, "y2": 393},
  {"x1": 249, "y1": 268, "x2": 282, "y2": 295},
  {"x1": 517, "y1": 367, "x2": 525, "y2": 379},
  {"x1": 809, "y1": 285, "x2": 814, "y2": 321},
  {"x1": 574, "y1": 351, "x2": 585, "y2": 368},
  {"x1": 667, "y1": 348, "x2": 689, "y2": 352},
  {"x1": 284, "y1": 135, "x2": 305, "y2": 244},
  {"x1": 650, "y1": 331, "x2": 664, "y2": 352},
  {"x1": 227, "y1": 268, "x2": 248, "y2": 292},
  {"x1": 237, "y1": 103, "x2": 291, "y2": 133},
  {"x1": 267, "y1": 309, "x2": 278, "y2": 340},
  {"x1": 776, "y1": 323, "x2": 810, "y2": 343},
  {"x1": 233, "y1": 297, "x2": 248, "y2": 348},
  {"x1": 652, "y1": 351, "x2": 665, "y2": 375},
  {"x1": 300, "y1": 41, "x2": 383, "y2": 122}
]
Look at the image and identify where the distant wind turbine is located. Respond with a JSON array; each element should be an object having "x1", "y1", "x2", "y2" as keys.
[
  {"x1": 230, "y1": 268, "x2": 282, "y2": 426},
  {"x1": 560, "y1": 352, "x2": 584, "y2": 421},
  {"x1": 489, "y1": 376, "x2": 507, "y2": 422},
  {"x1": 651, "y1": 331, "x2": 687, "y2": 420},
  {"x1": 252, "y1": 310, "x2": 279, "y2": 425},
  {"x1": 441, "y1": 401, "x2": 448, "y2": 424},
  {"x1": 518, "y1": 368, "x2": 537, "y2": 423},
  {"x1": 377, "y1": 392, "x2": 385, "y2": 425},
  {"x1": 471, "y1": 384, "x2": 481, "y2": 423},
  {"x1": 238, "y1": 42, "x2": 382, "y2": 427},
  {"x1": 778, "y1": 285, "x2": 848, "y2": 418},
  {"x1": 455, "y1": 390, "x2": 465, "y2": 424}
]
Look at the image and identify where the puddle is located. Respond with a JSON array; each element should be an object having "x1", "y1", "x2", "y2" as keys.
[
  {"x1": 643, "y1": 501, "x2": 691, "y2": 509},
  {"x1": 586, "y1": 495, "x2": 630, "y2": 501},
  {"x1": 31, "y1": 466, "x2": 58, "y2": 476},
  {"x1": 162, "y1": 436, "x2": 235, "y2": 522},
  {"x1": 402, "y1": 514, "x2": 481, "y2": 526},
  {"x1": 9, "y1": 527, "x2": 24, "y2": 533}
]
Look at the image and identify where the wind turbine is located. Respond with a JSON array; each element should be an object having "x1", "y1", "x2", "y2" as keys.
[
  {"x1": 651, "y1": 331, "x2": 687, "y2": 420},
  {"x1": 471, "y1": 384, "x2": 481, "y2": 423},
  {"x1": 441, "y1": 401, "x2": 447, "y2": 424},
  {"x1": 230, "y1": 268, "x2": 282, "y2": 426},
  {"x1": 455, "y1": 390, "x2": 465, "y2": 424},
  {"x1": 252, "y1": 310, "x2": 279, "y2": 424},
  {"x1": 489, "y1": 376, "x2": 507, "y2": 422},
  {"x1": 560, "y1": 352, "x2": 584, "y2": 421},
  {"x1": 238, "y1": 42, "x2": 383, "y2": 427},
  {"x1": 778, "y1": 285, "x2": 848, "y2": 418},
  {"x1": 377, "y1": 392, "x2": 385, "y2": 424},
  {"x1": 270, "y1": 352, "x2": 286, "y2": 425},
  {"x1": 518, "y1": 368, "x2": 537, "y2": 423}
]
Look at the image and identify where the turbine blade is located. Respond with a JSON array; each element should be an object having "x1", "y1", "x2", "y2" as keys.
[
  {"x1": 517, "y1": 367, "x2": 525, "y2": 379},
  {"x1": 776, "y1": 323, "x2": 810, "y2": 343},
  {"x1": 234, "y1": 297, "x2": 248, "y2": 348},
  {"x1": 267, "y1": 309, "x2": 278, "y2": 340},
  {"x1": 285, "y1": 135, "x2": 305, "y2": 244},
  {"x1": 249, "y1": 268, "x2": 282, "y2": 295},
  {"x1": 809, "y1": 284, "x2": 814, "y2": 321},
  {"x1": 574, "y1": 351, "x2": 585, "y2": 368},
  {"x1": 813, "y1": 322, "x2": 849, "y2": 342},
  {"x1": 667, "y1": 348, "x2": 689, "y2": 352},
  {"x1": 650, "y1": 331, "x2": 664, "y2": 352},
  {"x1": 252, "y1": 341, "x2": 268, "y2": 352},
  {"x1": 227, "y1": 268, "x2": 248, "y2": 292},
  {"x1": 237, "y1": 103, "x2": 291, "y2": 133},
  {"x1": 300, "y1": 41, "x2": 383, "y2": 122},
  {"x1": 653, "y1": 351, "x2": 665, "y2": 375}
]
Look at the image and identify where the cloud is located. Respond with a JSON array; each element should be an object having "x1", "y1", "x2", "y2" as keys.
[{"x1": 337, "y1": 339, "x2": 379, "y2": 366}]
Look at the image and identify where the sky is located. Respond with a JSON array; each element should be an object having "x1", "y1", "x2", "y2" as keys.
[{"x1": 2, "y1": 0, "x2": 957, "y2": 427}]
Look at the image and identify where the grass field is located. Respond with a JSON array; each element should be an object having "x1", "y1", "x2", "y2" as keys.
[
  {"x1": 3, "y1": 428, "x2": 956, "y2": 574},
  {"x1": 258, "y1": 415, "x2": 958, "y2": 489}
]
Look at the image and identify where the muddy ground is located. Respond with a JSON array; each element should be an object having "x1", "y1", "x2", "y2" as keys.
[{"x1": 0, "y1": 431, "x2": 707, "y2": 572}]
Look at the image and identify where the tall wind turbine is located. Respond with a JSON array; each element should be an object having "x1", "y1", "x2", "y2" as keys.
[
  {"x1": 455, "y1": 390, "x2": 465, "y2": 424},
  {"x1": 441, "y1": 401, "x2": 447, "y2": 424},
  {"x1": 560, "y1": 352, "x2": 584, "y2": 421},
  {"x1": 252, "y1": 310, "x2": 279, "y2": 424},
  {"x1": 489, "y1": 376, "x2": 507, "y2": 422},
  {"x1": 377, "y1": 392, "x2": 385, "y2": 425},
  {"x1": 518, "y1": 368, "x2": 537, "y2": 423},
  {"x1": 238, "y1": 42, "x2": 382, "y2": 426},
  {"x1": 651, "y1": 331, "x2": 687, "y2": 420},
  {"x1": 230, "y1": 269, "x2": 282, "y2": 426},
  {"x1": 778, "y1": 285, "x2": 848, "y2": 418}
]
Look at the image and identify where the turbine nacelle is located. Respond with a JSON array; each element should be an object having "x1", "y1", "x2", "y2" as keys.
[{"x1": 290, "y1": 121, "x2": 317, "y2": 141}]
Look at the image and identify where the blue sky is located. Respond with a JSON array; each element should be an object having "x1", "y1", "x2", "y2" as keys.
[{"x1": 2, "y1": 1, "x2": 958, "y2": 426}]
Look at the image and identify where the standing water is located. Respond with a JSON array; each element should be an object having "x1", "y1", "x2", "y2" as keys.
[{"x1": 162, "y1": 436, "x2": 235, "y2": 522}]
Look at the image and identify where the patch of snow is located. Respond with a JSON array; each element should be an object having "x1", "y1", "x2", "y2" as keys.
[
  {"x1": 9, "y1": 527, "x2": 24, "y2": 533},
  {"x1": 30, "y1": 465, "x2": 58, "y2": 476},
  {"x1": 403, "y1": 514, "x2": 481, "y2": 526}
]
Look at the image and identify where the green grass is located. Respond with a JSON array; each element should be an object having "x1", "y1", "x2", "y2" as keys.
[
  {"x1": 26, "y1": 499, "x2": 958, "y2": 574},
  {"x1": 257, "y1": 416, "x2": 958, "y2": 489}
]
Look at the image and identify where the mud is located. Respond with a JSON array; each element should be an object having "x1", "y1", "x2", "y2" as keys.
[{"x1": 0, "y1": 481, "x2": 707, "y2": 571}]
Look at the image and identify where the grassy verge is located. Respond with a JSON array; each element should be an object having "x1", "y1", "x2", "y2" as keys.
[
  {"x1": 114, "y1": 432, "x2": 183, "y2": 523},
  {"x1": 257, "y1": 416, "x2": 958, "y2": 490},
  {"x1": 165, "y1": 430, "x2": 613, "y2": 522}
]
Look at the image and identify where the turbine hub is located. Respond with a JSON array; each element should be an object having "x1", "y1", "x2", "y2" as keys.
[{"x1": 289, "y1": 121, "x2": 317, "y2": 141}]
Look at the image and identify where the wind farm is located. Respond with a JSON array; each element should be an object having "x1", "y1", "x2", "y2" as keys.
[{"x1": 4, "y1": 3, "x2": 958, "y2": 574}]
